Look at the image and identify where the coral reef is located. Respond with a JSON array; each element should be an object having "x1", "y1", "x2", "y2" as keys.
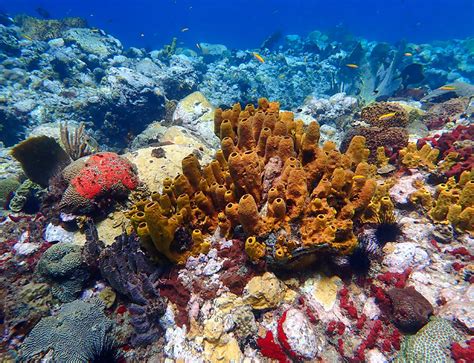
[
  {"x1": 11, "y1": 136, "x2": 71, "y2": 187},
  {"x1": 15, "y1": 15, "x2": 88, "y2": 41},
  {"x1": 395, "y1": 318, "x2": 463, "y2": 363},
  {"x1": 417, "y1": 124, "x2": 473, "y2": 179},
  {"x1": 9, "y1": 179, "x2": 44, "y2": 213},
  {"x1": 127, "y1": 98, "x2": 386, "y2": 267},
  {"x1": 341, "y1": 126, "x2": 409, "y2": 163},
  {"x1": 0, "y1": 15, "x2": 472, "y2": 363},
  {"x1": 20, "y1": 298, "x2": 114, "y2": 362}
]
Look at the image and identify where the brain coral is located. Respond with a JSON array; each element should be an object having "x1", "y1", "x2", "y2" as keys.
[
  {"x1": 395, "y1": 317, "x2": 463, "y2": 363},
  {"x1": 20, "y1": 298, "x2": 114, "y2": 362},
  {"x1": 59, "y1": 152, "x2": 139, "y2": 213},
  {"x1": 361, "y1": 102, "x2": 409, "y2": 128},
  {"x1": 127, "y1": 98, "x2": 391, "y2": 267},
  {"x1": 36, "y1": 242, "x2": 89, "y2": 302}
]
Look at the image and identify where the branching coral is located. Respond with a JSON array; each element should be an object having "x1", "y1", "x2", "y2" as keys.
[
  {"x1": 60, "y1": 121, "x2": 97, "y2": 161},
  {"x1": 127, "y1": 98, "x2": 392, "y2": 267}
]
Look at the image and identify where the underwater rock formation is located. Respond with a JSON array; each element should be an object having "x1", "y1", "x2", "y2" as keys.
[{"x1": 387, "y1": 286, "x2": 433, "y2": 333}]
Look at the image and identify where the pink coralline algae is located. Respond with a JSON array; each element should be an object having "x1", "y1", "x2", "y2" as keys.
[{"x1": 60, "y1": 152, "x2": 139, "y2": 213}]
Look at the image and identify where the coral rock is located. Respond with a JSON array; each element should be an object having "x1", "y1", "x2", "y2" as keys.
[
  {"x1": 278, "y1": 308, "x2": 320, "y2": 360},
  {"x1": 243, "y1": 272, "x2": 287, "y2": 310},
  {"x1": 387, "y1": 286, "x2": 433, "y2": 333}
]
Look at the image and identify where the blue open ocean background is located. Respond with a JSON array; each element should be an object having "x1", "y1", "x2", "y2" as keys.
[{"x1": 1, "y1": 0, "x2": 473, "y2": 49}]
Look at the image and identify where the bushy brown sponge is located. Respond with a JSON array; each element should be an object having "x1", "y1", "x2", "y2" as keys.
[{"x1": 361, "y1": 102, "x2": 409, "y2": 128}]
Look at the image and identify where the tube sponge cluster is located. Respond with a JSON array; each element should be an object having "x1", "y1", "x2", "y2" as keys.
[{"x1": 127, "y1": 98, "x2": 388, "y2": 265}]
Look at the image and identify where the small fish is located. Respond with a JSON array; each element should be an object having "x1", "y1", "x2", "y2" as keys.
[
  {"x1": 438, "y1": 85, "x2": 456, "y2": 91},
  {"x1": 253, "y1": 52, "x2": 265, "y2": 63},
  {"x1": 345, "y1": 63, "x2": 359, "y2": 69},
  {"x1": 404, "y1": 52, "x2": 413, "y2": 57},
  {"x1": 278, "y1": 74, "x2": 285, "y2": 79},
  {"x1": 22, "y1": 34, "x2": 33, "y2": 41},
  {"x1": 378, "y1": 112, "x2": 397, "y2": 120},
  {"x1": 181, "y1": 27, "x2": 189, "y2": 32},
  {"x1": 196, "y1": 43, "x2": 201, "y2": 50}
]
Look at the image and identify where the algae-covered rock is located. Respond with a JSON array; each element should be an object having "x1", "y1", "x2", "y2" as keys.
[
  {"x1": 8, "y1": 179, "x2": 44, "y2": 213},
  {"x1": 63, "y1": 28, "x2": 122, "y2": 58},
  {"x1": 20, "y1": 298, "x2": 114, "y2": 362},
  {"x1": 243, "y1": 272, "x2": 288, "y2": 310},
  {"x1": 172, "y1": 91, "x2": 218, "y2": 147},
  {"x1": 0, "y1": 177, "x2": 20, "y2": 208},
  {"x1": 36, "y1": 242, "x2": 89, "y2": 302}
]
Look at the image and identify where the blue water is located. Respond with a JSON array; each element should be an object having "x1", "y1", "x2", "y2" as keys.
[{"x1": 1, "y1": 0, "x2": 473, "y2": 50}]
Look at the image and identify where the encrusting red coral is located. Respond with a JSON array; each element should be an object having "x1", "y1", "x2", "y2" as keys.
[
  {"x1": 256, "y1": 331, "x2": 290, "y2": 363},
  {"x1": 70, "y1": 152, "x2": 138, "y2": 199},
  {"x1": 451, "y1": 338, "x2": 474, "y2": 363},
  {"x1": 60, "y1": 152, "x2": 139, "y2": 213}
]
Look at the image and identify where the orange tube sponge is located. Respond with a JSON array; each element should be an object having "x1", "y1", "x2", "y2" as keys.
[
  {"x1": 220, "y1": 119, "x2": 236, "y2": 140},
  {"x1": 195, "y1": 190, "x2": 215, "y2": 215},
  {"x1": 257, "y1": 127, "x2": 272, "y2": 156},
  {"x1": 345, "y1": 136, "x2": 370, "y2": 165},
  {"x1": 215, "y1": 149, "x2": 227, "y2": 169},
  {"x1": 285, "y1": 167, "x2": 308, "y2": 219},
  {"x1": 238, "y1": 194, "x2": 262, "y2": 235},
  {"x1": 218, "y1": 212, "x2": 231, "y2": 238},
  {"x1": 144, "y1": 201, "x2": 179, "y2": 261},
  {"x1": 269, "y1": 197, "x2": 286, "y2": 220},
  {"x1": 221, "y1": 137, "x2": 235, "y2": 160},
  {"x1": 245, "y1": 236, "x2": 266, "y2": 261},
  {"x1": 214, "y1": 108, "x2": 223, "y2": 136},
  {"x1": 301, "y1": 121, "x2": 320, "y2": 162},
  {"x1": 210, "y1": 160, "x2": 224, "y2": 185},
  {"x1": 237, "y1": 118, "x2": 256, "y2": 150},
  {"x1": 182, "y1": 154, "x2": 202, "y2": 190},
  {"x1": 225, "y1": 202, "x2": 240, "y2": 227},
  {"x1": 277, "y1": 136, "x2": 295, "y2": 162},
  {"x1": 252, "y1": 111, "x2": 265, "y2": 141},
  {"x1": 173, "y1": 173, "x2": 194, "y2": 197}
]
